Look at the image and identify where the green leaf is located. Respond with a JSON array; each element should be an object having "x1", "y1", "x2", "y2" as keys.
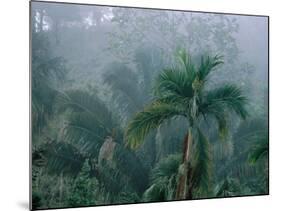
[
  {"x1": 125, "y1": 103, "x2": 184, "y2": 149},
  {"x1": 201, "y1": 84, "x2": 248, "y2": 119}
]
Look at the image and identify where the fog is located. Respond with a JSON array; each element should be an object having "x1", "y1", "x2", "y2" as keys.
[
  {"x1": 31, "y1": 2, "x2": 268, "y2": 209},
  {"x1": 32, "y1": 2, "x2": 268, "y2": 84}
]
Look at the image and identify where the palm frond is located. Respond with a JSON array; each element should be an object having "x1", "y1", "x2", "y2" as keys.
[
  {"x1": 150, "y1": 154, "x2": 182, "y2": 184},
  {"x1": 96, "y1": 139, "x2": 148, "y2": 199},
  {"x1": 32, "y1": 82, "x2": 61, "y2": 134},
  {"x1": 154, "y1": 67, "x2": 195, "y2": 99},
  {"x1": 217, "y1": 117, "x2": 268, "y2": 192},
  {"x1": 155, "y1": 94, "x2": 190, "y2": 108},
  {"x1": 103, "y1": 62, "x2": 145, "y2": 114},
  {"x1": 63, "y1": 112, "x2": 107, "y2": 155},
  {"x1": 197, "y1": 55, "x2": 223, "y2": 81},
  {"x1": 177, "y1": 49, "x2": 189, "y2": 69},
  {"x1": 32, "y1": 57, "x2": 66, "y2": 86},
  {"x1": 32, "y1": 32, "x2": 67, "y2": 134},
  {"x1": 39, "y1": 141, "x2": 86, "y2": 177},
  {"x1": 57, "y1": 90, "x2": 114, "y2": 133},
  {"x1": 125, "y1": 102, "x2": 184, "y2": 149},
  {"x1": 143, "y1": 183, "x2": 166, "y2": 202},
  {"x1": 118, "y1": 191, "x2": 140, "y2": 203},
  {"x1": 113, "y1": 144, "x2": 149, "y2": 193},
  {"x1": 248, "y1": 132, "x2": 268, "y2": 164},
  {"x1": 201, "y1": 84, "x2": 248, "y2": 119},
  {"x1": 143, "y1": 154, "x2": 181, "y2": 201},
  {"x1": 215, "y1": 177, "x2": 241, "y2": 197},
  {"x1": 57, "y1": 90, "x2": 118, "y2": 155},
  {"x1": 176, "y1": 49, "x2": 196, "y2": 76}
]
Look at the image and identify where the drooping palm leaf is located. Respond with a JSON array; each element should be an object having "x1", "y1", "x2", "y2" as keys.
[
  {"x1": 63, "y1": 112, "x2": 107, "y2": 155},
  {"x1": 143, "y1": 154, "x2": 181, "y2": 201},
  {"x1": 200, "y1": 84, "x2": 248, "y2": 139},
  {"x1": 97, "y1": 139, "x2": 148, "y2": 201},
  {"x1": 38, "y1": 141, "x2": 86, "y2": 177},
  {"x1": 57, "y1": 90, "x2": 114, "y2": 130},
  {"x1": 248, "y1": 131, "x2": 268, "y2": 164},
  {"x1": 103, "y1": 47, "x2": 163, "y2": 122},
  {"x1": 57, "y1": 90, "x2": 116, "y2": 146},
  {"x1": 201, "y1": 84, "x2": 248, "y2": 119},
  {"x1": 32, "y1": 31, "x2": 67, "y2": 134},
  {"x1": 103, "y1": 62, "x2": 144, "y2": 116},
  {"x1": 126, "y1": 102, "x2": 184, "y2": 149},
  {"x1": 56, "y1": 90, "x2": 119, "y2": 157},
  {"x1": 151, "y1": 154, "x2": 182, "y2": 184}
]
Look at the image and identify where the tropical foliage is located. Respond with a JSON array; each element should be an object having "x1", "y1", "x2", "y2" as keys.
[
  {"x1": 31, "y1": 2, "x2": 268, "y2": 210},
  {"x1": 126, "y1": 50, "x2": 248, "y2": 199}
]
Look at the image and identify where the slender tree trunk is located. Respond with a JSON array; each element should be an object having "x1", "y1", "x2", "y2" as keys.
[{"x1": 175, "y1": 127, "x2": 193, "y2": 200}]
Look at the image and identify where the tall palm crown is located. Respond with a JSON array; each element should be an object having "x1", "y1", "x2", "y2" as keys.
[{"x1": 125, "y1": 50, "x2": 248, "y2": 199}]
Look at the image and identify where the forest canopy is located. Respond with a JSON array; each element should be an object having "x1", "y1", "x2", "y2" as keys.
[{"x1": 31, "y1": 2, "x2": 268, "y2": 210}]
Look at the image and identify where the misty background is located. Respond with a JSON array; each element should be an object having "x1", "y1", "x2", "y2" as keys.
[
  {"x1": 32, "y1": 2, "x2": 268, "y2": 101},
  {"x1": 31, "y1": 1, "x2": 268, "y2": 209}
]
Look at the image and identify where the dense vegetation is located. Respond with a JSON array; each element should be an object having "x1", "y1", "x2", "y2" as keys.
[{"x1": 31, "y1": 2, "x2": 268, "y2": 209}]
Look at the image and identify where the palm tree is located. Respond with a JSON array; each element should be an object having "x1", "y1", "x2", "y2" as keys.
[
  {"x1": 31, "y1": 31, "x2": 67, "y2": 209},
  {"x1": 125, "y1": 50, "x2": 248, "y2": 200},
  {"x1": 102, "y1": 46, "x2": 166, "y2": 166},
  {"x1": 35, "y1": 89, "x2": 148, "y2": 207},
  {"x1": 102, "y1": 46, "x2": 163, "y2": 124},
  {"x1": 32, "y1": 31, "x2": 67, "y2": 141}
]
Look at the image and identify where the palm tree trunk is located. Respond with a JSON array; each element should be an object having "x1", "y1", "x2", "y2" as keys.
[{"x1": 175, "y1": 127, "x2": 193, "y2": 200}]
